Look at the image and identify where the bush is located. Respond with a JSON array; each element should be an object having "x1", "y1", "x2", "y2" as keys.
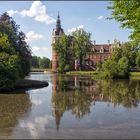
[
  {"x1": 0, "y1": 52, "x2": 20, "y2": 90},
  {"x1": 0, "y1": 12, "x2": 31, "y2": 90}
]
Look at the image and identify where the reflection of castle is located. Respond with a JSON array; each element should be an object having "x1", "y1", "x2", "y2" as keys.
[
  {"x1": 51, "y1": 74, "x2": 140, "y2": 131},
  {"x1": 51, "y1": 74, "x2": 110, "y2": 130},
  {"x1": 52, "y1": 13, "x2": 121, "y2": 72}
]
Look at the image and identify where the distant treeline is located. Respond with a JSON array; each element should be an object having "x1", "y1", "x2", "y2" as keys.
[{"x1": 31, "y1": 56, "x2": 52, "y2": 69}]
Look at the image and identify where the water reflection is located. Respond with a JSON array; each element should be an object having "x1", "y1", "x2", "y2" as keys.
[
  {"x1": 52, "y1": 74, "x2": 140, "y2": 130},
  {"x1": 0, "y1": 74, "x2": 140, "y2": 138},
  {"x1": 0, "y1": 92, "x2": 31, "y2": 137}
]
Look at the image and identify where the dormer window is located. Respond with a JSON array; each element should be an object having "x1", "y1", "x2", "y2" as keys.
[{"x1": 100, "y1": 47, "x2": 104, "y2": 53}]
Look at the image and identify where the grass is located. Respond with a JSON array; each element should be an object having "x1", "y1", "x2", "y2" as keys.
[
  {"x1": 130, "y1": 72, "x2": 140, "y2": 79},
  {"x1": 31, "y1": 68, "x2": 52, "y2": 72},
  {"x1": 66, "y1": 71, "x2": 140, "y2": 79},
  {"x1": 66, "y1": 71, "x2": 97, "y2": 75}
]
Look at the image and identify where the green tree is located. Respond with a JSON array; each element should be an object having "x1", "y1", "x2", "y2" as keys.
[
  {"x1": 39, "y1": 57, "x2": 50, "y2": 68},
  {"x1": 0, "y1": 12, "x2": 31, "y2": 78},
  {"x1": 136, "y1": 52, "x2": 140, "y2": 68},
  {"x1": 53, "y1": 34, "x2": 69, "y2": 73},
  {"x1": 107, "y1": 0, "x2": 140, "y2": 45},
  {"x1": 31, "y1": 56, "x2": 39, "y2": 68},
  {"x1": 0, "y1": 12, "x2": 31, "y2": 90},
  {"x1": 49, "y1": 60, "x2": 52, "y2": 68},
  {"x1": 99, "y1": 42, "x2": 138, "y2": 79},
  {"x1": 0, "y1": 34, "x2": 20, "y2": 90},
  {"x1": 118, "y1": 57, "x2": 129, "y2": 78},
  {"x1": 72, "y1": 29, "x2": 92, "y2": 70},
  {"x1": 101, "y1": 58, "x2": 118, "y2": 79}
]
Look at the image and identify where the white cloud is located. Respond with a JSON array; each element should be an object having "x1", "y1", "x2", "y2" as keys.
[
  {"x1": 97, "y1": 16, "x2": 103, "y2": 20},
  {"x1": 31, "y1": 46, "x2": 52, "y2": 59},
  {"x1": 20, "y1": 115, "x2": 54, "y2": 138},
  {"x1": 7, "y1": 10, "x2": 19, "y2": 16},
  {"x1": 68, "y1": 25, "x2": 84, "y2": 33},
  {"x1": 26, "y1": 31, "x2": 44, "y2": 42},
  {"x1": 7, "y1": 1, "x2": 55, "y2": 24},
  {"x1": 32, "y1": 99, "x2": 43, "y2": 106}
]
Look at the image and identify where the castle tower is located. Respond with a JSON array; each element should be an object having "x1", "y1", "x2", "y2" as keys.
[{"x1": 52, "y1": 12, "x2": 64, "y2": 72}]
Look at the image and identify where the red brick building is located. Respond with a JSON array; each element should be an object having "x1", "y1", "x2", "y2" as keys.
[{"x1": 52, "y1": 13, "x2": 120, "y2": 72}]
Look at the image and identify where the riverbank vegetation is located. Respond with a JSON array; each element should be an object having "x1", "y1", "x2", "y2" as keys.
[
  {"x1": 95, "y1": 42, "x2": 140, "y2": 79},
  {"x1": 31, "y1": 56, "x2": 52, "y2": 69},
  {"x1": 0, "y1": 12, "x2": 31, "y2": 91}
]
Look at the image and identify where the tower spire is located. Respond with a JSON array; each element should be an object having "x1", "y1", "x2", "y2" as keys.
[
  {"x1": 58, "y1": 11, "x2": 60, "y2": 19},
  {"x1": 56, "y1": 11, "x2": 61, "y2": 29}
]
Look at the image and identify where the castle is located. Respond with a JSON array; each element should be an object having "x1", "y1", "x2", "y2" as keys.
[{"x1": 52, "y1": 13, "x2": 120, "y2": 72}]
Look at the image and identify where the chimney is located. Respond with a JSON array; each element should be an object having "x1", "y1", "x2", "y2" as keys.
[
  {"x1": 108, "y1": 40, "x2": 110, "y2": 45},
  {"x1": 94, "y1": 40, "x2": 96, "y2": 46}
]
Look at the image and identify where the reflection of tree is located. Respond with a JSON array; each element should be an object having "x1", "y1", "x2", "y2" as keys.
[
  {"x1": 52, "y1": 75, "x2": 140, "y2": 130},
  {"x1": 96, "y1": 80, "x2": 140, "y2": 108},
  {"x1": 52, "y1": 75, "x2": 95, "y2": 130},
  {"x1": 0, "y1": 93, "x2": 31, "y2": 136}
]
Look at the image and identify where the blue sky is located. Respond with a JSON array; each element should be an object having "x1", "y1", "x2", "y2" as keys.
[{"x1": 0, "y1": 1, "x2": 131, "y2": 59}]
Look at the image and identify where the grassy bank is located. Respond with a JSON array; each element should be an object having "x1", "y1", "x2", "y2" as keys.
[
  {"x1": 66, "y1": 71, "x2": 140, "y2": 79},
  {"x1": 31, "y1": 68, "x2": 52, "y2": 72},
  {"x1": 130, "y1": 72, "x2": 140, "y2": 79},
  {"x1": 66, "y1": 71, "x2": 97, "y2": 75}
]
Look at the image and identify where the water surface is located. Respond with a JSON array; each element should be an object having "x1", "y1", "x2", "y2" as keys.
[{"x1": 0, "y1": 73, "x2": 140, "y2": 139}]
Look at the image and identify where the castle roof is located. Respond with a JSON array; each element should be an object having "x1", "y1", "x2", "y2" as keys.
[{"x1": 93, "y1": 44, "x2": 112, "y2": 53}]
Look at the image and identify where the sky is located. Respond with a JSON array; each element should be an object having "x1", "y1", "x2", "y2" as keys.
[{"x1": 0, "y1": 1, "x2": 131, "y2": 59}]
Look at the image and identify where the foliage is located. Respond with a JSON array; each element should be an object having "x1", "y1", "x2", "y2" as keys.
[
  {"x1": 0, "y1": 12, "x2": 31, "y2": 90},
  {"x1": 53, "y1": 34, "x2": 69, "y2": 73},
  {"x1": 136, "y1": 52, "x2": 140, "y2": 68},
  {"x1": 107, "y1": 0, "x2": 140, "y2": 45},
  {"x1": 49, "y1": 60, "x2": 52, "y2": 68},
  {"x1": 31, "y1": 56, "x2": 51, "y2": 69},
  {"x1": 31, "y1": 56, "x2": 39, "y2": 68},
  {"x1": 117, "y1": 57, "x2": 129, "y2": 78},
  {"x1": 101, "y1": 58, "x2": 118, "y2": 79},
  {"x1": 98, "y1": 42, "x2": 139, "y2": 79},
  {"x1": 72, "y1": 29, "x2": 92, "y2": 70},
  {"x1": 0, "y1": 34, "x2": 19, "y2": 90},
  {"x1": 39, "y1": 57, "x2": 50, "y2": 69}
]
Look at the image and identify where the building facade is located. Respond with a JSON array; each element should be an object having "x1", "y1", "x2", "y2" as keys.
[{"x1": 52, "y1": 13, "x2": 120, "y2": 72}]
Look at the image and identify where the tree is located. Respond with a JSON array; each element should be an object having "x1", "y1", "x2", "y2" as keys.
[
  {"x1": 31, "y1": 56, "x2": 39, "y2": 68},
  {"x1": 0, "y1": 12, "x2": 31, "y2": 78},
  {"x1": 53, "y1": 34, "x2": 69, "y2": 73},
  {"x1": 49, "y1": 60, "x2": 52, "y2": 68},
  {"x1": 136, "y1": 52, "x2": 140, "y2": 68},
  {"x1": 118, "y1": 57, "x2": 129, "y2": 78},
  {"x1": 39, "y1": 57, "x2": 50, "y2": 68},
  {"x1": 101, "y1": 58, "x2": 118, "y2": 79},
  {"x1": 0, "y1": 12, "x2": 31, "y2": 90},
  {"x1": 0, "y1": 34, "x2": 20, "y2": 90},
  {"x1": 100, "y1": 42, "x2": 137, "y2": 79},
  {"x1": 112, "y1": 42, "x2": 138, "y2": 69},
  {"x1": 107, "y1": 0, "x2": 140, "y2": 45},
  {"x1": 72, "y1": 29, "x2": 92, "y2": 70}
]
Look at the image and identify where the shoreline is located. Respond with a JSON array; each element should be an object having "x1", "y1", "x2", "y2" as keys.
[{"x1": 0, "y1": 79, "x2": 49, "y2": 93}]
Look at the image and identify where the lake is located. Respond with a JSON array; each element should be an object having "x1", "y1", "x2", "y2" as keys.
[{"x1": 0, "y1": 73, "x2": 140, "y2": 139}]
